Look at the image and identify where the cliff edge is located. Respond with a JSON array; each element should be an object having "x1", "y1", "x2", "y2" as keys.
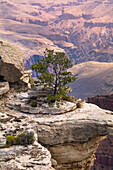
[{"x1": 0, "y1": 41, "x2": 113, "y2": 170}]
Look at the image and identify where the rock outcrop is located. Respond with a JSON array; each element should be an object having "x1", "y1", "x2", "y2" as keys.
[
  {"x1": 1, "y1": 89, "x2": 113, "y2": 170},
  {"x1": 0, "y1": 81, "x2": 9, "y2": 96},
  {"x1": 0, "y1": 111, "x2": 53, "y2": 170},
  {"x1": 35, "y1": 103, "x2": 113, "y2": 169},
  {"x1": 0, "y1": 40, "x2": 32, "y2": 94},
  {"x1": 88, "y1": 94, "x2": 113, "y2": 169},
  {"x1": 88, "y1": 94, "x2": 113, "y2": 111},
  {"x1": 0, "y1": 40, "x2": 24, "y2": 83}
]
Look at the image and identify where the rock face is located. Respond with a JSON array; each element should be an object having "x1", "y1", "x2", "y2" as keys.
[
  {"x1": 0, "y1": 81, "x2": 9, "y2": 96},
  {"x1": 0, "y1": 40, "x2": 32, "y2": 95},
  {"x1": 88, "y1": 94, "x2": 113, "y2": 169},
  {"x1": 35, "y1": 103, "x2": 113, "y2": 169},
  {"x1": 0, "y1": 111, "x2": 53, "y2": 170},
  {"x1": 0, "y1": 40, "x2": 24, "y2": 83},
  {"x1": 3, "y1": 90, "x2": 113, "y2": 170},
  {"x1": 88, "y1": 94, "x2": 113, "y2": 111},
  {"x1": 0, "y1": 144, "x2": 52, "y2": 170},
  {"x1": 91, "y1": 135, "x2": 113, "y2": 170}
]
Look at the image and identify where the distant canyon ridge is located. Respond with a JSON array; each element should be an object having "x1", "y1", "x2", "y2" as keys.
[
  {"x1": 0, "y1": 0, "x2": 113, "y2": 66},
  {"x1": 0, "y1": 0, "x2": 113, "y2": 99}
]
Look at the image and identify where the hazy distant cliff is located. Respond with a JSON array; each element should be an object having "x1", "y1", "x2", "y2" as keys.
[
  {"x1": 88, "y1": 94, "x2": 113, "y2": 111},
  {"x1": 0, "y1": 0, "x2": 113, "y2": 64}
]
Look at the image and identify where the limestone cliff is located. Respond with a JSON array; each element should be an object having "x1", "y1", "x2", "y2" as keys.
[
  {"x1": 0, "y1": 41, "x2": 113, "y2": 170},
  {"x1": 0, "y1": 88, "x2": 113, "y2": 170}
]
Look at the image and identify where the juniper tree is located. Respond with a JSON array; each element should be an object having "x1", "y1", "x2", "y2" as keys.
[{"x1": 31, "y1": 48, "x2": 77, "y2": 105}]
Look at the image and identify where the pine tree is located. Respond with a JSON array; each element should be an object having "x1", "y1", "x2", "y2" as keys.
[{"x1": 31, "y1": 48, "x2": 77, "y2": 106}]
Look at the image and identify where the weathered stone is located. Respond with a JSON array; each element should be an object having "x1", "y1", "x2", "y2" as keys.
[
  {"x1": 7, "y1": 99, "x2": 77, "y2": 115},
  {"x1": 1, "y1": 88, "x2": 113, "y2": 170},
  {"x1": 20, "y1": 68, "x2": 32, "y2": 89},
  {"x1": 0, "y1": 132, "x2": 6, "y2": 147},
  {"x1": 28, "y1": 85, "x2": 54, "y2": 98},
  {"x1": 0, "y1": 144, "x2": 52, "y2": 170},
  {"x1": 0, "y1": 110, "x2": 53, "y2": 170},
  {"x1": 0, "y1": 112, "x2": 11, "y2": 123},
  {"x1": 88, "y1": 94, "x2": 113, "y2": 111},
  {"x1": 10, "y1": 68, "x2": 32, "y2": 90},
  {"x1": 0, "y1": 81, "x2": 9, "y2": 96},
  {"x1": 34, "y1": 103, "x2": 113, "y2": 169},
  {"x1": 0, "y1": 40, "x2": 24, "y2": 83}
]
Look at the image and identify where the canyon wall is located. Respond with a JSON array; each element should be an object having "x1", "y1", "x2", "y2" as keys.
[
  {"x1": 88, "y1": 94, "x2": 113, "y2": 111},
  {"x1": 88, "y1": 94, "x2": 113, "y2": 170}
]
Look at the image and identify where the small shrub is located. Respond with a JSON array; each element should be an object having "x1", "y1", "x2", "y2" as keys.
[
  {"x1": 30, "y1": 101, "x2": 37, "y2": 107},
  {"x1": 29, "y1": 76, "x2": 34, "y2": 87},
  {"x1": 6, "y1": 131, "x2": 34, "y2": 147},
  {"x1": 17, "y1": 131, "x2": 34, "y2": 145},
  {"x1": 62, "y1": 95, "x2": 71, "y2": 101},
  {"x1": 6, "y1": 135, "x2": 15, "y2": 145}
]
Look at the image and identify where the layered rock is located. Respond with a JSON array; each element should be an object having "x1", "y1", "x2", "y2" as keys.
[
  {"x1": 0, "y1": 81, "x2": 9, "y2": 96},
  {"x1": 0, "y1": 144, "x2": 52, "y2": 170},
  {"x1": 88, "y1": 94, "x2": 113, "y2": 169},
  {"x1": 3, "y1": 90, "x2": 113, "y2": 170},
  {"x1": 0, "y1": 111, "x2": 53, "y2": 170},
  {"x1": 35, "y1": 103, "x2": 113, "y2": 169},
  {"x1": 6, "y1": 87, "x2": 84, "y2": 115},
  {"x1": 88, "y1": 94, "x2": 113, "y2": 111}
]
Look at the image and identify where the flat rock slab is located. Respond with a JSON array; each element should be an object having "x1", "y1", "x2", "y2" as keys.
[{"x1": 7, "y1": 100, "x2": 77, "y2": 115}]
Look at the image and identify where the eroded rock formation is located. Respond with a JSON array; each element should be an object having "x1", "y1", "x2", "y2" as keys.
[
  {"x1": 0, "y1": 81, "x2": 9, "y2": 96},
  {"x1": 0, "y1": 41, "x2": 113, "y2": 170},
  {"x1": 88, "y1": 94, "x2": 113, "y2": 111},
  {"x1": 0, "y1": 40, "x2": 32, "y2": 95},
  {"x1": 0, "y1": 112, "x2": 53, "y2": 170},
  {"x1": 88, "y1": 94, "x2": 113, "y2": 169},
  {"x1": 0, "y1": 40, "x2": 24, "y2": 83},
  {"x1": 0, "y1": 88, "x2": 112, "y2": 170}
]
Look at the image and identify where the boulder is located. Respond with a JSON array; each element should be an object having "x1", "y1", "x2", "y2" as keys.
[
  {"x1": 9, "y1": 68, "x2": 32, "y2": 90},
  {"x1": 0, "y1": 81, "x2": 9, "y2": 96},
  {"x1": 0, "y1": 40, "x2": 24, "y2": 83}
]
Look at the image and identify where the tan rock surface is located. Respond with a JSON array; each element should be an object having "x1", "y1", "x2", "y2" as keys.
[
  {"x1": 0, "y1": 40, "x2": 24, "y2": 82},
  {"x1": 1, "y1": 90, "x2": 113, "y2": 170},
  {"x1": 0, "y1": 81, "x2": 9, "y2": 96},
  {"x1": 0, "y1": 111, "x2": 53, "y2": 170},
  {"x1": 34, "y1": 103, "x2": 113, "y2": 169}
]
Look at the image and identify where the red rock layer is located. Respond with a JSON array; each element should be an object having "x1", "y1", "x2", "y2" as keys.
[
  {"x1": 89, "y1": 94, "x2": 113, "y2": 170},
  {"x1": 88, "y1": 94, "x2": 113, "y2": 111}
]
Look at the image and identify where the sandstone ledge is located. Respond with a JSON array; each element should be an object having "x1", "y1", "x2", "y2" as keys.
[{"x1": 0, "y1": 92, "x2": 113, "y2": 170}]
